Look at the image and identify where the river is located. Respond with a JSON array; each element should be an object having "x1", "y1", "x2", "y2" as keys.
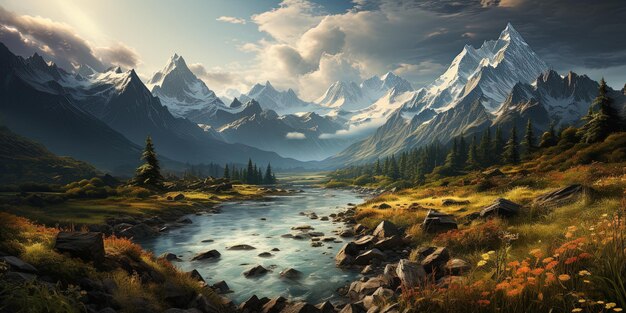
[{"x1": 140, "y1": 187, "x2": 366, "y2": 304}]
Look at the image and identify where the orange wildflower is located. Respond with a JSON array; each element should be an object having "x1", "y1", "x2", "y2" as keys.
[
  {"x1": 477, "y1": 300, "x2": 491, "y2": 306},
  {"x1": 558, "y1": 274, "x2": 571, "y2": 281},
  {"x1": 516, "y1": 266, "x2": 531, "y2": 275},
  {"x1": 578, "y1": 252, "x2": 593, "y2": 259},
  {"x1": 531, "y1": 268, "x2": 545, "y2": 276},
  {"x1": 542, "y1": 257, "x2": 555, "y2": 264},
  {"x1": 546, "y1": 261, "x2": 559, "y2": 270},
  {"x1": 508, "y1": 261, "x2": 520, "y2": 267}
]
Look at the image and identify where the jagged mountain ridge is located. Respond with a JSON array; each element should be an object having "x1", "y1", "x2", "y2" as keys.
[{"x1": 0, "y1": 43, "x2": 310, "y2": 170}]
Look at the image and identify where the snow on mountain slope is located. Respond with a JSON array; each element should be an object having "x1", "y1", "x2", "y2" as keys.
[
  {"x1": 404, "y1": 23, "x2": 548, "y2": 113},
  {"x1": 147, "y1": 54, "x2": 225, "y2": 118},
  {"x1": 238, "y1": 81, "x2": 315, "y2": 114},
  {"x1": 317, "y1": 72, "x2": 413, "y2": 111}
]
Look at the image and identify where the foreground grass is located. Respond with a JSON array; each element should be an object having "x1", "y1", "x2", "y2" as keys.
[
  {"x1": 0, "y1": 213, "x2": 223, "y2": 313},
  {"x1": 350, "y1": 162, "x2": 626, "y2": 313}
]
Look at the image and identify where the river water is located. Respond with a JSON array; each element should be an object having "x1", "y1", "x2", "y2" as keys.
[{"x1": 140, "y1": 187, "x2": 366, "y2": 304}]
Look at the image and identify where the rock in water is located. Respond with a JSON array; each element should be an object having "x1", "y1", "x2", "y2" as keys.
[
  {"x1": 192, "y1": 250, "x2": 221, "y2": 261},
  {"x1": 227, "y1": 244, "x2": 256, "y2": 250},
  {"x1": 54, "y1": 232, "x2": 104, "y2": 265},
  {"x1": 280, "y1": 268, "x2": 302, "y2": 279},
  {"x1": 243, "y1": 265, "x2": 268, "y2": 278}
]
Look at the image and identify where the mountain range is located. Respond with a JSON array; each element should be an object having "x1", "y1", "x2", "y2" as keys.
[
  {"x1": 0, "y1": 43, "x2": 308, "y2": 173},
  {"x1": 1, "y1": 23, "x2": 624, "y2": 172},
  {"x1": 325, "y1": 23, "x2": 626, "y2": 166}
]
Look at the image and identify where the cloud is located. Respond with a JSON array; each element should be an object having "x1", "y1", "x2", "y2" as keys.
[
  {"x1": 188, "y1": 62, "x2": 254, "y2": 95},
  {"x1": 216, "y1": 16, "x2": 246, "y2": 25},
  {"x1": 0, "y1": 6, "x2": 140, "y2": 71},
  {"x1": 285, "y1": 132, "x2": 306, "y2": 139},
  {"x1": 237, "y1": 0, "x2": 626, "y2": 100}
]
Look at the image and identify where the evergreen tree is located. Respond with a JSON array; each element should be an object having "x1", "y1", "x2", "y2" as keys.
[
  {"x1": 444, "y1": 138, "x2": 459, "y2": 170},
  {"x1": 264, "y1": 163, "x2": 275, "y2": 184},
  {"x1": 503, "y1": 126, "x2": 520, "y2": 164},
  {"x1": 223, "y1": 164, "x2": 230, "y2": 179},
  {"x1": 479, "y1": 127, "x2": 492, "y2": 166},
  {"x1": 246, "y1": 159, "x2": 254, "y2": 184},
  {"x1": 374, "y1": 159, "x2": 381, "y2": 175},
  {"x1": 458, "y1": 135, "x2": 467, "y2": 167},
  {"x1": 579, "y1": 78, "x2": 621, "y2": 143},
  {"x1": 493, "y1": 126, "x2": 505, "y2": 164},
  {"x1": 389, "y1": 155, "x2": 400, "y2": 180},
  {"x1": 467, "y1": 135, "x2": 480, "y2": 169},
  {"x1": 134, "y1": 136, "x2": 164, "y2": 188},
  {"x1": 523, "y1": 119, "x2": 536, "y2": 157}
]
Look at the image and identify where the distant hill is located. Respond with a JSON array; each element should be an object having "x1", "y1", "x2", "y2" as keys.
[{"x1": 0, "y1": 126, "x2": 98, "y2": 184}]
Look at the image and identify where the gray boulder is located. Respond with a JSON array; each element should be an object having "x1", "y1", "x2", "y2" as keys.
[
  {"x1": 0, "y1": 256, "x2": 38, "y2": 273},
  {"x1": 372, "y1": 221, "x2": 400, "y2": 239},
  {"x1": 191, "y1": 250, "x2": 221, "y2": 261},
  {"x1": 244, "y1": 265, "x2": 268, "y2": 278},
  {"x1": 396, "y1": 259, "x2": 426, "y2": 288},
  {"x1": 421, "y1": 247, "x2": 450, "y2": 274},
  {"x1": 228, "y1": 244, "x2": 256, "y2": 250},
  {"x1": 354, "y1": 249, "x2": 386, "y2": 266},
  {"x1": 421, "y1": 210, "x2": 458, "y2": 234},
  {"x1": 480, "y1": 198, "x2": 521, "y2": 218}
]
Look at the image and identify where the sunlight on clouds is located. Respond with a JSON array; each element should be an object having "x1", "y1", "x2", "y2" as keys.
[
  {"x1": 286, "y1": 132, "x2": 306, "y2": 139},
  {"x1": 217, "y1": 16, "x2": 246, "y2": 25}
]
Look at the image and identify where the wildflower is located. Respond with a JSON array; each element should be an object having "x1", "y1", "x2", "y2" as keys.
[
  {"x1": 614, "y1": 308, "x2": 623, "y2": 312},
  {"x1": 529, "y1": 248, "x2": 543, "y2": 258},
  {"x1": 565, "y1": 257, "x2": 579, "y2": 264},
  {"x1": 579, "y1": 299, "x2": 586, "y2": 303},
  {"x1": 597, "y1": 301, "x2": 605, "y2": 304},
  {"x1": 568, "y1": 226, "x2": 578, "y2": 232},
  {"x1": 558, "y1": 274, "x2": 571, "y2": 282},
  {"x1": 545, "y1": 273, "x2": 556, "y2": 284},
  {"x1": 542, "y1": 257, "x2": 555, "y2": 264},
  {"x1": 565, "y1": 232, "x2": 574, "y2": 238},
  {"x1": 538, "y1": 293, "x2": 544, "y2": 301},
  {"x1": 481, "y1": 253, "x2": 491, "y2": 260},
  {"x1": 606, "y1": 303, "x2": 617, "y2": 309},
  {"x1": 508, "y1": 261, "x2": 520, "y2": 267},
  {"x1": 546, "y1": 261, "x2": 559, "y2": 270},
  {"x1": 531, "y1": 268, "x2": 545, "y2": 276},
  {"x1": 477, "y1": 260, "x2": 487, "y2": 267},
  {"x1": 572, "y1": 309, "x2": 582, "y2": 313},
  {"x1": 578, "y1": 270, "x2": 591, "y2": 276},
  {"x1": 481, "y1": 291, "x2": 490, "y2": 297},
  {"x1": 578, "y1": 252, "x2": 593, "y2": 259},
  {"x1": 487, "y1": 250, "x2": 496, "y2": 255},
  {"x1": 583, "y1": 280, "x2": 590, "y2": 283},
  {"x1": 506, "y1": 286, "x2": 523, "y2": 297},
  {"x1": 477, "y1": 300, "x2": 490, "y2": 306}
]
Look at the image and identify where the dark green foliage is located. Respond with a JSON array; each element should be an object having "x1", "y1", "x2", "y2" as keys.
[
  {"x1": 579, "y1": 78, "x2": 623, "y2": 143},
  {"x1": 467, "y1": 135, "x2": 480, "y2": 169},
  {"x1": 133, "y1": 137, "x2": 164, "y2": 189},
  {"x1": 503, "y1": 125, "x2": 520, "y2": 164},
  {"x1": 493, "y1": 126, "x2": 505, "y2": 164},
  {"x1": 223, "y1": 164, "x2": 230, "y2": 179},
  {"x1": 226, "y1": 159, "x2": 276, "y2": 185},
  {"x1": 523, "y1": 119, "x2": 536, "y2": 157}
]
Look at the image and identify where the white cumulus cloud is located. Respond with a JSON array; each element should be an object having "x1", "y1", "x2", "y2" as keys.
[
  {"x1": 216, "y1": 16, "x2": 247, "y2": 25},
  {"x1": 285, "y1": 132, "x2": 306, "y2": 139}
]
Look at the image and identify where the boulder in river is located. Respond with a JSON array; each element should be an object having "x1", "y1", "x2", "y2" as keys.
[
  {"x1": 261, "y1": 296, "x2": 288, "y2": 313},
  {"x1": 212, "y1": 280, "x2": 231, "y2": 294},
  {"x1": 192, "y1": 250, "x2": 221, "y2": 261},
  {"x1": 243, "y1": 265, "x2": 268, "y2": 278},
  {"x1": 280, "y1": 268, "x2": 302, "y2": 279},
  {"x1": 227, "y1": 244, "x2": 256, "y2": 250},
  {"x1": 258, "y1": 252, "x2": 273, "y2": 257},
  {"x1": 336, "y1": 243, "x2": 358, "y2": 266},
  {"x1": 159, "y1": 252, "x2": 181, "y2": 262}
]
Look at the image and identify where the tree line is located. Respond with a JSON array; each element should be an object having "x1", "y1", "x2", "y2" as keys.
[
  {"x1": 223, "y1": 158, "x2": 277, "y2": 185},
  {"x1": 329, "y1": 78, "x2": 625, "y2": 185}
]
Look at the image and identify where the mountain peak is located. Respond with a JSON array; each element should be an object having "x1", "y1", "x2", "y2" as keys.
[{"x1": 499, "y1": 22, "x2": 524, "y2": 43}]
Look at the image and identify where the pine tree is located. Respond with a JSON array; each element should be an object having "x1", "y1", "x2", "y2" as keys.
[
  {"x1": 134, "y1": 136, "x2": 164, "y2": 188},
  {"x1": 374, "y1": 159, "x2": 381, "y2": 175},
  {"x1": 223, "y1": 164, "x2": 230, "y2": 179},
  {"x1": 246, "y1": 159, "x2": 254, "y2": 184},
  {"x1": 264, "y1": 163, "x2": 275, "y2": 185},
  {"x1": 467, "y1": 135, "x2": 480, "y2": 169},
  {"x1": 390, "y1": 155, "x2": 400, "y2": 180},
  {"x1": 444, "y1": 138, "x2": 459, "y2": 170},
  {"x1": 479, "y1": 127, "x2": 491, "y2": 166},
  {"x1": 523, "y1": 119, "x2": 536, "y2": 157},
  {"x1": 493, "y1": 126, "x2": 505, "y2": 164},
  {"x1": 503, "y1": 126, "x2": 520, "y2": 164},
  {"x1": 458, "y1": 135, "x2": 467, "y2": 167},
  {"x1": 579, "y1": 78, "x2": 621, "y2": 143}
]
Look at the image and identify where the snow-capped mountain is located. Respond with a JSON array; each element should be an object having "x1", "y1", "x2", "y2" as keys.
[
  {"x1": 317, "y1": 72, "x2": 413, "y2": 111},
  {"x1": 324, "y1": 24, "x2": 624, "y2": 167},
  {"x1": 238, "y1": 81, "x2": 314, "y2": 114},
  {"x1": 404, "y1": 23, "x2": 548, "y2": 113},
  {"x1": 0, "y1": 43, "x2": 310, "y2": 170},
  {"x1": 148, "y1": 54, "x2": 225, "y2": 118}
]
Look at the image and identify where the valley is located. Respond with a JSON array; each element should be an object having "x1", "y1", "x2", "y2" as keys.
[{"x1": 0, "y1": 2, "x2": 625, "y2": 312}]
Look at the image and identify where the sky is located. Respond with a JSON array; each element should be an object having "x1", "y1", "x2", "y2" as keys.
[{"x1": 0, "y1": 0, "x2": 625, "y2": 101}]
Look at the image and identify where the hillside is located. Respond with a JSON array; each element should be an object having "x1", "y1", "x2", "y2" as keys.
[{"x1": 0, "y1": 126, "x2": 98, "y2": 185}]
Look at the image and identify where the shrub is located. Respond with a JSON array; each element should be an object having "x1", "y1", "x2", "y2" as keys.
[
  {"x1": 116, "y1": 185, "x2": 153, "y2": 198},
  {"x1": 325, "y1": 180, "x2": 349, "y2": 188},
  {"x1": 433, "y1": 219, "x2": 504, "y2": 253},
  {"x1": 354, "y1": 174, "x2": 375, "y2": 186},
  {"x1": 104, "y1": 236, "x2": 143, "y2": 261},
  {"x1": 20, "y1": 243, "x2": 95, "y2": 282}
]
